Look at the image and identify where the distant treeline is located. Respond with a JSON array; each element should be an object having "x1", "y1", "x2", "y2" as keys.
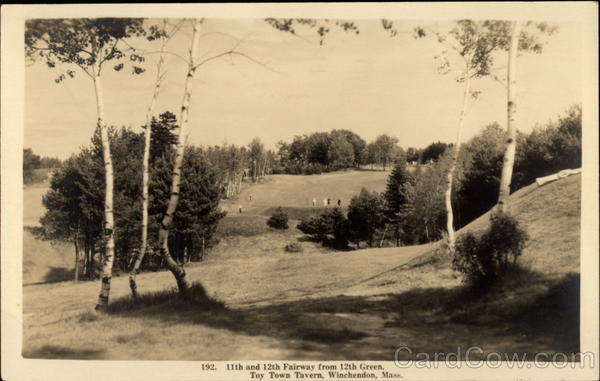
[
  {"x1": 272, "y1": 131, "x2": 456, "y2": 175},
  {"x1": 23, "y1": 148, "x2": 62, "y2": 185},
  {"x1": 296, "y1": 105, "x2": 581, "y2": 248},
  {"x1": 273, "y1": 130, "x2": 403, "y2": 174}
]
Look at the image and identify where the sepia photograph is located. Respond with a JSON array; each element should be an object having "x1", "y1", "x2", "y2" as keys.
[{"x1": 1, "y1": 3, "x2": 598, "y2": 381}]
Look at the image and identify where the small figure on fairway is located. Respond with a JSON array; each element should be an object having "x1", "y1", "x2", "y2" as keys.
[
  {"x1": 312, "y1": 198, "x2": 316, "y2": 206},
  {"x1": 248, "y1": 194, "x2": 253, "y2": 202},
  {"x1": 239, "y1": 205, "x2": 243, "y2": 214},
  {"x1": 327, "y1": 198, "x2": 331, "y2": 206},
  {"x1": 337, "y1": 199, "x2": 341, "y2": 207}
]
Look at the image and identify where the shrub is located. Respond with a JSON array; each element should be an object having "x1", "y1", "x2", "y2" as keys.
[
  {"x1": 261, "y1": 206, "x2": 327, "y2": 221},
  {"x1": 304, "y1": 162, "x2": 325, "y2": 175},
  {"x1": 267, "y1": 207, "x2": 289, "y2": 229},
  {"x1": 296, "y1": 207, "x2": 350, "y2": 249},
  {"x1": 297, "y1": 214, "x2": 330, "y2": 241},
  {"x1": 347, "y1": 188, "x2": 386, "y2": 248},
  {"x1": 325, "y1": 207, "x2": 350, "y2": 249},
  {"x1": 452, "y1": 213, "x2": 529, "y2": 289},
  {"x1": 285, "y1": 242, "x2": 303, "y2": 253}
]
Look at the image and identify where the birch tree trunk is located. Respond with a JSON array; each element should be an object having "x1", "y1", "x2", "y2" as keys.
[
  {"x1": 74, "y1": 240, "x2": 80, "y2": 283},
  {"x1": 157, "y1": 19, "x2": 202, "y2": 298},
  {"x1": 129, "y1": 28, "x2": 168, "y2": 298},
  {"x1": 445, "y1": 74, "x2": 471, "y2": 252},
  {"x1": 94, "y1": 70, "x2": 117, "y2": 311},
  {"x1": 498, "y1": 21, "x2": 522, "y2": 214}
]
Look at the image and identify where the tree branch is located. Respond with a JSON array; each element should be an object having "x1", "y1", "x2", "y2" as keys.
[{"x1": 193, "y1": 50, "x2": 279, "y2": 74}]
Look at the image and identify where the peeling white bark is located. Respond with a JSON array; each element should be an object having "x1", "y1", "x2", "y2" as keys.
[
  {"x1": 498, "y1": 21, "x2": 522, "y2": 214},
  {"x1": 445, "y1": 74, "x2": 471, "y2": 252},
  {"x1": 157, "y1": 19, "x2": 203, "y2": 296},
  {"x1": 130, "y1": 24, "x2": 168, "y2": 298},
  {"x1": 94, "y1": 70, "x2": 117, "y2": 310}
]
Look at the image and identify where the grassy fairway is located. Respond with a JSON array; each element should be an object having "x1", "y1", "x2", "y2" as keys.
[
  {"x1": 22, "y1": 172, "x2": 580, "y2": 360},
  {"x1": 220, "y1": 169, "x2": 390, "y2": 215}
]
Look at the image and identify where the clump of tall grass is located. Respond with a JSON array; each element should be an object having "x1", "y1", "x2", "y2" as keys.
[{"x1": 105, "y1": 283, "x2": 225, "y2": 315}]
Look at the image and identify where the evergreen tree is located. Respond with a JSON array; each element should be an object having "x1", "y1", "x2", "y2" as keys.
[
  {"x1": 384, "y1": 160, "x2": 413, "y2": 246},
  {"x1": 347, "y1": 188, "x2": 386, "y2": 248}
]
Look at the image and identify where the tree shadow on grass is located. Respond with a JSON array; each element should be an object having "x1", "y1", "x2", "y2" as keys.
[
  {"x1": 24, "y1": 266, "x2": 76, "y2": 286},
  {"x1": 104, "y1": 270, "x2": 580, "y2": 360},
  {"x1": 23, "y1": 345, "x2": 106, "y2": 359},
  {"x1": 43, "y1": 266, "x2": 75, "y2": 283}
]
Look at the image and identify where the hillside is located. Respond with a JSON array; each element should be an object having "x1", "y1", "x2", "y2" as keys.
[
  {"x1": 23, "y1": 170, "x2": 391, "y2": 285},
  {"x1": 23, "y1": 179, "x2": 75, "y2": 285},
  {"x1": 359, "y1": 172, "x2": 582, "y2": 292},
  {"x1": 219, "y1": 170, "x2": 390, "y2": 215},
  {"x1": 22, "y1": 173, "x2": 581, "y2": 360}
]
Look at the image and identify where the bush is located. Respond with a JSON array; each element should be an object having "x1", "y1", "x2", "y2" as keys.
[
  {"x1": 261, "y1": 206, "x2": 327, "y2": 221},
  {"x1": 452, "y1": 213, "x2": 529, "y2": 289},
  {"x1": 267, "y1": 207, "x2": 289, "y2": 229},
  {"x1": 304, "y1": 162, "x2": 325, "y2": 175},
  {"x1": 285, "y1": 242, "x2": 303, "y2": 253},
  {"x1": 296, "y1": 207, "x2": 350, "y2": 249},
  {"x1": 297, "y1": 214, "x2": 331, "y2": 241},
  {"x1": 347, "y1": 188, "x2": 386, "y2": 248}
]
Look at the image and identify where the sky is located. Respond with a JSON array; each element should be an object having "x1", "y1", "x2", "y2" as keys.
[{"x1": 24, "y1": 18, "x2": 582, "y2": 159}]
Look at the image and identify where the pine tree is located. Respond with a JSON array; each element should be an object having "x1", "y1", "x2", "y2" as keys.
[{"x1": 384, "y1": 160, "x2": 413, "y2": 246}]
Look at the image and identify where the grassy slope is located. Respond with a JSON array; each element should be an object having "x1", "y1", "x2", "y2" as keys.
[
  {"x1": 23, "y1": 170, "x2": 390, "y2": 285},
  {"x1": 22, "y1": 173, "x2": 581, "y2": 360},
  {"x1": 23, "y1": 179, "x2": 75, "y2": 285},
  {"x1": 220, "y1": 170, "x2": 389, "y2": 215}
]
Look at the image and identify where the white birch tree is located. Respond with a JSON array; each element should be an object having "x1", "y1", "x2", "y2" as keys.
[
  {"x1": 25, "y1": 18, "x2": 146, "y2": 310},
  {"x1": 497, "y1": 21, "x2": 557, "y2": 213},
  {"x1": 145, "y1": 19, "x2": 270, "y2": 297},
  {"x1": 386, "y1": 20, "x2": 511, "y2": 251},
  {"x1": 129, "y1": 19, "x2": 184, "y2": 298}
]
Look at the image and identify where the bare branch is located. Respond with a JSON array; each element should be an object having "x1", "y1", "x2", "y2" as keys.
[
  {"x1": 121, "y1": 38, "x2": 190, "y2": 65},
  {"x1": 193, "y1": 49, "x2": 280, "y2": 74}
]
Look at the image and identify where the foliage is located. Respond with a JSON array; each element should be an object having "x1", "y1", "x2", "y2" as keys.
[
  {"x1": 453, "y1": 106, "x2": 581, "y2": 229},
  {"x1": 297, "y1": 214, "x2": 332, "y2": 242},
  {"x1": 403, "y1": 156, "x2": 451, "y2": 244},
  {"x1": 515, "y1": 105, "x2": 582, "y2": 187},
  {"x1": 267, "y1": 207, "x2": 289, "y2": 230},
  {"x1": 366, "y1": 134, "x2": 403, "y2": 170},
  {"x1": 347, "y1": 188, "x2": 386, "y2": 248},
  {"x1": 296, "y1": 207, "x2": 350, "y2": 249},
  {"x1": 383, "y1": 160, "x2": 414, "y2": 246},
  {"x1": 266, "y1": 18, "x2": 359, "y2": 46},
  {"x1": 275, "y1": 129, "x2": 369, "y2": 174},
  {"x1": 420, "y1": 142, "x2": 450, "y2": 164},
  {"x1": 405, "y1": 147, "x2": 421, "y2": 163},
  {"x1": 150, "y1": 146, "x2": 227, "y2": 263},
  {"x1": 24, "y1": 148, "x2": 62, "y2": 185},
  {"x1": 25, "y1": 18, "x2": 146, "y2": 81},
  {"x1": 262, "y1": 206, "x2": 327, "y2": 221},
  {"x1": 24, "y1": 148, "x2": 42, "y2": 184},
  {"x1": 452, "y1": 213, "x2": 529, "y2": 289},
  {"x1": 149, "y1": 111, "x2": 178, "y2": 163},
  {"x1": 204, "y1": 143, "x2": 250, "y2": 199},
  {"x1": 409, "y1": 20, "x2": 558, "y2": 84},
  {"x1": 38, "y1": 147, "x2": 104, "y2": 279},
  {"x1": 39, "y1": 115, "x2": 226, "y2": 277},
  {"x1": 455, "y1": 123, "x2": 506, "y2": 227}
]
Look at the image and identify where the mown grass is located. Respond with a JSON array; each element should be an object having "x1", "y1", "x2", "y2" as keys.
[
  {"x1": 215, "y1": 214, "x2": 271, "y2": 237},
  {"x1": 22, "y1": 172, "x2": 581, "y2": 361}
]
